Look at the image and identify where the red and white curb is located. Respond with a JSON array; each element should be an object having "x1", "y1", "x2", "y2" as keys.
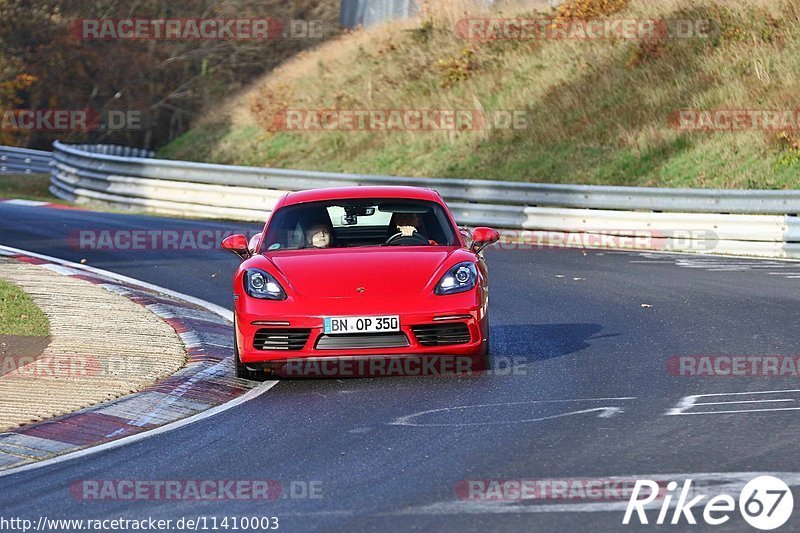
[{"x1": 0, "y1": 245, "x2": 276, "y2": 476}]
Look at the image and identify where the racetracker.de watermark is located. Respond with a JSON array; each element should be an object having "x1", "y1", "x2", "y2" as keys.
[
  {"x1": 1, "y1": 109, "x2": 142, "y2": 132},
  {"x1": 669, "y1": 109, "x2": 800, "y2": 131},
  {"x1": 1, "y1": 354, "x2": 100, "y2": 379},
  {"x1": 69, "y1": 18, "x2": 324, "y2": 40},
  {"x1": 455, "y1": 18, "x2": 715, "y2": 40},
  {"x1": 456, "y1": 478, "x2": 698, "y2": 502},
  {"x1": 494, "y1": 229, "x2": 719, "y2": 253},
  {"x1": 69, "y1": 480, "x2": 322, "y2": 500},
  {"x1": 269, "y1": 109, "x2": 528, "y2": 131},
  {"x1": 269, "y1": 355, "x2": 531, "y2": 378},
  {"x1": 667, "y1": 355, "x2": 800, "y2": 377},
  {"x1": 277, "y1": 355, "x2": 478, "y2": 378},
  {"x1": 67, "y1": 229, "x2": 260, "y2": 251},
  {"x1": 0, "y1": 351, "x2": 199, "y2": 379}
]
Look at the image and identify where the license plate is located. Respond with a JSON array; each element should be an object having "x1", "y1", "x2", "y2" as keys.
[{"x1": 323, "y1": 315, "x2": 400, "y2": 334}]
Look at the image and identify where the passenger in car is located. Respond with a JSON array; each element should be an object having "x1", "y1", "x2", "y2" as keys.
[{"x1": 306, "y1": 221, "x2": 334, "y2": 248}]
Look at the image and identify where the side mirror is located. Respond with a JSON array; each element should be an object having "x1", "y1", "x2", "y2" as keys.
[
  {"x1": 221, "y1": 234, "x2": 251, "y2": 261},
  {"x1": 470, "y1": 227, "x2": 500, "y2": 254}
]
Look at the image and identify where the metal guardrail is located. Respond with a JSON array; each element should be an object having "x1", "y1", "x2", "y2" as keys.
[
  {"x1": 40, "y1": 141, "x2": 800, "y2": 258},
  {"x1": 64, "y1": 143, "x2": 155, "y2": 159},
  {"x1": 0, "y1": 146, "x2": 52, "y2": 174},
  {"x1": 340, "y1": 0, "x2": 416, "y2": 29},
  {"x1": 51, "y1": 141, "x2": 800, "y2": 214}
]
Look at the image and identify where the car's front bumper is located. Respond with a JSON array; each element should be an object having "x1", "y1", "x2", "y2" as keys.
[{"x1": 235, "y1": 290, "x2": 488, "y2": 377}]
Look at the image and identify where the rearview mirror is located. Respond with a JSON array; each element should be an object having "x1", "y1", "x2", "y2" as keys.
[
  {"x1": 470, "y1": 227, "x2": 500, "y2": 254},
  {"x1": 458, "y1": 226, "x2": 473, "y2": 248},
  {"x1": 248, "y1": 233, "x2": 262, "y2": 255},
  {"x1": 221, "y1": 234, "x2": 251, "y2": 261}
]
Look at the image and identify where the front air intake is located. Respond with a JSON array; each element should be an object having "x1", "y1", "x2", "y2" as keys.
[
  {"x1": 253, "y1": 329, "x2": 311, "y2": 350},
  {"x1": 411, "y1": 323, "x2": 471, "y2": 346},
  {"x1": 315, "y1": 333, "x2": 410, "y2": 350}
]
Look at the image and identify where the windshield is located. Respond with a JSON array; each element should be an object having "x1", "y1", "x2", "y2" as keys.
[{"x1": 262, "y1": 198, "x2": 457, "y2": 251}]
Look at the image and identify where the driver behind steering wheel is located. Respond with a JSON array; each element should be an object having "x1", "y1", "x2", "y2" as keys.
[{"x1": 390, "y1": 212, "x2": 437, "y2": 245}]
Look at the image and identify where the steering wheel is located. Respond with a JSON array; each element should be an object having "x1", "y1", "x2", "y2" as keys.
[{"x1": 384, "y1": 231, "x2": 430, "y2": 246}]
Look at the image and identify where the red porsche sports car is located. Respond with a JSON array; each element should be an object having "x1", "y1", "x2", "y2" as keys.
[{"x1": 221, "y1": 186, "x2": 499, "y2": 379}]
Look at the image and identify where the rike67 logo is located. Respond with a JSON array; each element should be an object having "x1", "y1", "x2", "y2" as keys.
[{"x1": 624, "y1": 476, "x2": 794, "y2": 530}]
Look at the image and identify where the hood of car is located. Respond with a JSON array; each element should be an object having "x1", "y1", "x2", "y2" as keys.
[{"x1": 262, "y1": 247, "x2": 461, "y2": 298}]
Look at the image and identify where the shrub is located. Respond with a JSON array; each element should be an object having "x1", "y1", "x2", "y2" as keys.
[
  {"x1": 436, "y1": 47, "x2": 476, "y2": 88},
  {"x1": 775, "y1": 131, "x2": 800, "y2": 168},
  {"x1": 556, "y1": 0, "x2": 628, "y2": 21}
]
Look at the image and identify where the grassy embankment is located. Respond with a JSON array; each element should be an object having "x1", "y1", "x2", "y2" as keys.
[
  {"x1": 161, "y1": 0, "x2": 800, "y2": 189},
  {"x1": 0, "y1": 173, "x2": 57, "y2": 203},
  {"x1": 0, "y1": 278, "x2": 49, "y2": 336}
]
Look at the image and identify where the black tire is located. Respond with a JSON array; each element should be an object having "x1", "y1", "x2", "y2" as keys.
[
  {"x1": 234, "y1": 321, "x2": 266, "y2": 381},
  {"x1": 474, "y1": 318, "x2": 491, "y2": 373},
  {"x1": 477, "y1": 332, "x2": 491, "y2": 373}
]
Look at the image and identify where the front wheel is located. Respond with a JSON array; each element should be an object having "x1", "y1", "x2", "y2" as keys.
[
  {"x1": 234, "y1": 320, "x2": 267, "y2": 381},
  {"x1": 475, "y1": 334, "x2": 491, "y2": 373},
  {"x1": 474, "y1": 314, "x2": 491, "y2": 373}
]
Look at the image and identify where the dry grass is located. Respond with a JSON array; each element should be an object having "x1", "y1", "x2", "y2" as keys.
[{"x1": 161, "y1": 0, "x2": 800, "y2": 189}]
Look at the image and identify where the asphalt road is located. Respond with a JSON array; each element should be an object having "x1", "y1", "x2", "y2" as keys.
[{"x1": 1, "y1": 203, "x2": 800, "y2": 532}]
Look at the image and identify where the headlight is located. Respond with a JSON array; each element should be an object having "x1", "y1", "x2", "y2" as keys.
[
  {"x1": 435, "y1": 262, "x2": 478, "y2": 295},
  {"x1": 244, "y1": 268, "x2": 286, "y2": 300}
]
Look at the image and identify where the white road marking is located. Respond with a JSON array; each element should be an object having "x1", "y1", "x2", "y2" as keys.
[
  {"x1": 668, "y1": 407, "x2": 800, "y2": 415},
  {"x1": 666, "y1": 389, "x2": 800, "y2": 416},
  {"x1": 694, "y1": 399, "x2": 795, "y2": 406},
  {"x1": 178, "y1": 330, "x2": 204, "y2": 348},
  {"x1": 98, "y1": 283, "x2": 133, "y2": 296},
  {"x1": 126, "y1": 358, "x2": 232, "y2": 428},
  {"x1": 145, "y1": 303, "x2": 176, "y2": 319},
  {"x1": 396, "y1": 472, "x2": 800, "y2": 516},
  {"x1": 4, "y1": 199, "x2": 47, "y2": 206},
  {"x1": 629, "y1": 252, "x2": 800, "y2": 280},
  {"x1": 40, "y1": 264, "x2": 81, "y2": 276},
  {"x1": 390, "y1": 397, "x2": 634, "y2": 427}
]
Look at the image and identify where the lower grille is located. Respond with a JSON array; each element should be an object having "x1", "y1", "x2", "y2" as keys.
[
  {"x1": 253, "y1": 328, "x2": 311, "y2": 351},
  {"x1": 316, "y1": 333, "x2": 410, "y2": 350},
  {"x1": 412, "y1": 323, "x2": 471, "y2": 346}
]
